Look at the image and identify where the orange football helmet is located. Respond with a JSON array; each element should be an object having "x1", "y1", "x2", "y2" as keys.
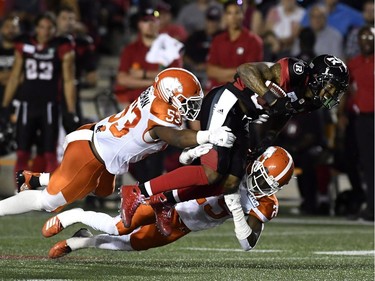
[
  {"x1": 247, "y1": 146, "x2": 294, "y2": 198},
  {"x1": 154, "y1": 68, "x2": 204, "y2": 121}
]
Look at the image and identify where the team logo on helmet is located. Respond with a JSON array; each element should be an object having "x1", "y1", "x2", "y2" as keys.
[{"x1": 293, "y1": 61, "x2": 305, "y2": 75}]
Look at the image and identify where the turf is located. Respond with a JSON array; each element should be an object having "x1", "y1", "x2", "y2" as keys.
[{"x1": 0, "y1": 210, "x2": 373, "y2": 281}]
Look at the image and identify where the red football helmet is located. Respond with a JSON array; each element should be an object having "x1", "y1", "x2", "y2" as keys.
[
  {"x1": 247, "y1": 146, "x2": 294, "y2": 198},
  {"x1": 154, "y1": 68, "x2": 204, "y2": 121}
]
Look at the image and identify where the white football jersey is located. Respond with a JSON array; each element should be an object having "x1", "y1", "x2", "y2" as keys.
[
  {"x1": 93, "y1": 87, "x2": 182, "y2": 175},
  {"x1": 176, "y1": 185, "x2": 279, "y2": 231}
]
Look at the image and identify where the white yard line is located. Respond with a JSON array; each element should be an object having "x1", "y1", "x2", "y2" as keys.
[
  {"x1": 180, "y1": 247, "x2": 282, "y2": 253},
  {"x1": 314, "y1": 250, "x2": 375, "y2": 256}
]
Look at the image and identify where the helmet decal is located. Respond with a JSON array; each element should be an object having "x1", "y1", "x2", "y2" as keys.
[{"x1": 153, "y1": 68, "x2": 204, "y2": 121}]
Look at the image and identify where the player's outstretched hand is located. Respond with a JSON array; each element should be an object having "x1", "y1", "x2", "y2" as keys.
[
  {"x1": 208, "y1": 126, "x2": 236, "y2": 148},
  {"x1": 179, "y1": 143, "x2": 213, "y2": 165}
]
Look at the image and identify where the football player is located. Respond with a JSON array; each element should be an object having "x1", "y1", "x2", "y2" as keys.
[
  {"x1": 0, "y1": 68, "x2": 235, "y2": 216},
  {"x1": 45, "y1": 146, "x2": 294, "y2": 258},
  {"x1": 120, "y1": 54, "x2": 349, "y2": 236}
]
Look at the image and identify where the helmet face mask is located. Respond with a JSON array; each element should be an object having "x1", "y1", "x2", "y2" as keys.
[
  {"x1": 308, "y1": 55, "x2": 349, "y2": 109},
  {"x1": 154, "y1": 68, "x2": 204, "y2": 121},
  {"x1": 247, "y1": 146, "x2": 294, "y2": 198},
  {"x1": 178, "y1": 94, "x2": 203, "y2": 121}
]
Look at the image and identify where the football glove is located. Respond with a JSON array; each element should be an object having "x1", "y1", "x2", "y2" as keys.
[
  {"x1": 179, "y1": 143, "x2": 213, "y2": 165},
  {"x1": 268, "y1": 97, "x2": 293, "y2": 117}
]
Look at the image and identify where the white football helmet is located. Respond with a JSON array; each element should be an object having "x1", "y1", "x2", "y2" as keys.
[
  {"x1": 247, "y1": 146, "x2": 294, "y2": 198},
  {"x1": 154, "y1": 68, "x2": 204, "y2": 121}
]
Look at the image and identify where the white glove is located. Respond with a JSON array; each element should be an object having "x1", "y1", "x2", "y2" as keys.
[
  {"x1": 196, "y1": 126, "x2": 236, "y2": 148},
  {"x1": 224, "y1": 191, "x2": 242, "y2": 213},
  {"x1": 224, "y1": 191, "x2": 252, "y2": 241},
  {"x1": 179, "y1": 144, "x2": 213, "y2": 165}
]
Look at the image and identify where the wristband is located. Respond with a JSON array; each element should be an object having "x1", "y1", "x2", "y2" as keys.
[
  {"x1": 196, "y1": 130, "x2": 210, "y2": 144},
  {"x1": 232, "y1": 208, "x2": 252, "y2": 240},
  {"x1": 263, "y1": 90, "x2": 278, "y2": 106}
]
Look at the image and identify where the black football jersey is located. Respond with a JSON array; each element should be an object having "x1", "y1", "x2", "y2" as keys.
[
  {"x1": 227, "y1": 57, "x2": 320, "y2": 120},
  {"x1": 14, "y1": 34, "x2": 74, "y2": 104}
]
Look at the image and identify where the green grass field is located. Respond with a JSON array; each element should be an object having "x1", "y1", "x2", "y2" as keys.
[{"x1": 0, "y1": 208, "x2": 373, "y2": 281}]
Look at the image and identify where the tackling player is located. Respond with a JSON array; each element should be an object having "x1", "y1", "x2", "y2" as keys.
[
  {"x1": 44, "y1": 146, "x2": 294, "y2": 258},
  {"x1": 120, "y1": 54, "x2": 349, "y2": 235},
  {"x1": 0, "y1": 68, "x2": 235, "y2": 217}
]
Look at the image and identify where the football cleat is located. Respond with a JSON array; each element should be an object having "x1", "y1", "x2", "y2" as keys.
[
  {"x1": 149, "y1": 194, "x2": 174, "y2": 237},
  {"x1": 42, "y1": 216, "x2": 64, "y2": 238},
  {"x1": 48, "y1": 240, "x2": 71, "y2": 259},
  {"x1": 16, "y1": 170, "x2": 40, "y2": 193},
  {"x1": 119, "y1": 185, "x2": 144, "y2": 228},
  {"x1": 48, "y1": 228, "x2": 92, "y2": 259}
]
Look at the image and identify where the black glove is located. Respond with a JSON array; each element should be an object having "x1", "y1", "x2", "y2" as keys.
[
  {"x1": 268, "y1": 97, "x2": 293, "y2": 117},
  {"x1": 62, "y1": 112, "x2": 81, "y2": 133}
]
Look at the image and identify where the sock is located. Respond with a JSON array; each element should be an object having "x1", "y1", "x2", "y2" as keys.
[
  {"x1": 147, "y1": 166, "x2": 209, "y2": 195},
  {"x1": 39, "y1": 173, "x2": 50, "y2": 186},
  {"x1": 177, "y1": 183, "x2": 224, "y2": 202},
  {"x1": 0, "y1": 190, "x2": 42, "y2": 216},
  {"x1": 58, "y1": 208, "x2": 119, "y2": 235},
  {"x1": 67, "y1": 234, "x2": 134, "y2": 251}
]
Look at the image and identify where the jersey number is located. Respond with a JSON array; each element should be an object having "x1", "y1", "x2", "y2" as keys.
[
  {"x1": 108, "y1": 100, "x2": 141, "y2": 138},
  {"x1": 196, "y1": 198, "x2": 229, "y2": 219},
  {"x1": 25, "y1": 58, "x2": 53, "y2": 80}
]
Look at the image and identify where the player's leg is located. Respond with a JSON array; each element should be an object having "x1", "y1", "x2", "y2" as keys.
[
  {"x1": 48, "y1": 209, "x2": 189, "y2": 258},
  {"x1": 43, "y1": 203, "x2": 155, "y2": 238}
]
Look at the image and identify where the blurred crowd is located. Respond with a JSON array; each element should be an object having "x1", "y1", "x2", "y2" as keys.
[{"x1": 0, "y1": 0, "x2": 373, "y2": 220}]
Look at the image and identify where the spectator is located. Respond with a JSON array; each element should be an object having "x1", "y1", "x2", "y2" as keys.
[
  {"x1": 206, "y1": 0, "x2": 263, "y2": 90},
  {"x1": 347, "y1": 26, "x2": 374, "y2": 221},
  {"x1": 292, "y1": 4, "x2": 344, "y2": 59},
  {"x1": 0, "y1": 13, "x2": 77, "y2": 183},
  {"x1": 0, "y1": 16, "x2": 20, "y2": 105},
  {"x1": 32, "y1": 6, "x2": 99, "y2": 172},
  {"x1": 157, "y1": 0, "x2": 188, "y2": 43},
  {"x1": 4, "y1": 0, "x2": 47, "y2": 33},
  {"x1": 115, "y1": 7, "x2": 184, "y2": 183},
  {"x1": 295, "y1": 27, "x2": 316, "y2": 62},
  {"x1": 242, "y1": 0, "x2": 264, "y2": 36},
  {"x1": 0, "y1": 16, "x2": 20, "y2": 158},
  {"x1": 176, "y1": 0, "x2": 222, "y2": 35},
  {"x1": 301, "y1": 0, "x2": 364, "y2": 38},
  {"x1": 264, "y1": 0, "x2": 305, "y2": 56},
  {"x1": 345, "y1": 0, "x2": 374, "y2": 59},
  {"x1": 56, "y1": 6, "x2": 98, "y2": 124},
  {"x1": 115, "y1": 7, "x2": 182, "y2": 105},
  {"x1": 275, "y1": 109, "x2": 332, "y2": 215},
  {"x1": 183, "y1": 5, "x2": 222, "y2": 90}
]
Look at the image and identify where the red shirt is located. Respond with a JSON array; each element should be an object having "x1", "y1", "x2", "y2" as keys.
[
  {"x1": 207, "y1": 28, "x2": 263, "y2": 89},
  {"x1": 115, "y1": 36, "x2": 182, "y2": 103},
  {"x1": 347, "y1": 54, "x2": 374, "y2": 113}
]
